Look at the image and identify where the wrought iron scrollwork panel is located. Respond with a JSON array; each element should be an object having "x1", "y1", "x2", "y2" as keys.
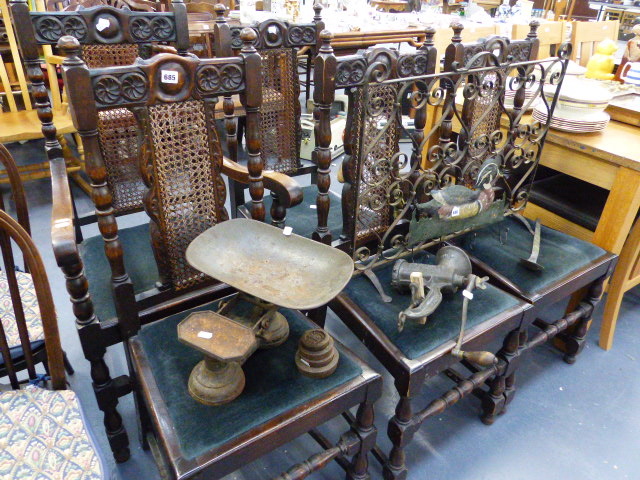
[{"x1": 341, "y1": 42, "x2": 570, "y2": 272}]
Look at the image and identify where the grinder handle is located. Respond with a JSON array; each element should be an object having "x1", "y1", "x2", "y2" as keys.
[{"x1": 402, "y1": 285, "x2": 443, "y2": 320}]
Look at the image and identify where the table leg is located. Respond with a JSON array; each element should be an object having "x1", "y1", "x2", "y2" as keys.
[
  {"x1": 591, "y1": 167, "x2": 640, "y2": 255},
  {"x1": 558, "y1": 167, "x2": 640, "y2": 350}
]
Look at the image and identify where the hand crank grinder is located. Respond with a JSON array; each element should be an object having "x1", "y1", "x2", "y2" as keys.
[{"x1": 391, "y1": 246, "x2": 497, "y2": 366}]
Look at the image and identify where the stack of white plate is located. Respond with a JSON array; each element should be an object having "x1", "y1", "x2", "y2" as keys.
[
  {"x1": 537, "y1": 78, "x2": 613, "y2": 133},
  {"x1": 532, "y1": 106, "x2": 610, "y2": 132}
]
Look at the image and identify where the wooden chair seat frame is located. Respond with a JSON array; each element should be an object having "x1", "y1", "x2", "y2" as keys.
[
  {"x1": 131, "y1": 309, "x2": 382, "y2": 480},
  {"x1": 441, "y1": 22, "x2": 617, "y2": 411},
  {"x1": 57, "y1": 30, "x2": 383, "y2": 478}
]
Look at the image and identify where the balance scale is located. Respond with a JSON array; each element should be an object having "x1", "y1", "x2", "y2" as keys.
[{"x1": 180, "y1": 219, "x2": 354, "y2": 406}]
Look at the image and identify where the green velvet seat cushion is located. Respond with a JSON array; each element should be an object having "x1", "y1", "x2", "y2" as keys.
[
  {"x1": 245, "y1": 184, "x2": 343, "y2": 239},
  {"x1": 342, "y1": 252, "x2": 522, "y2": 360},
  {"x1": 135, "y1": 304, "x2": 362, "y2": 461},
  {"x1": 79, "y1": 223, "x2": 158, "y2": 322},
  {"x1": 456, "y1": 216, "x2": 607, "y2": 297}
]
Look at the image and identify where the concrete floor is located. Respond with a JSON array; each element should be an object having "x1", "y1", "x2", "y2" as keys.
[{"x1": 4, "y1": 139, "x2": 640, "y2": 480}]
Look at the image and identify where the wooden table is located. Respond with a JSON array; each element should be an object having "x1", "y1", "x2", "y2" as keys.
[
  {"x1": 524, "y1": 120, "x2": 640, "y2": 255},
  {"x1": 331, "y1": 28, "x2": 428, "y2": 53},
  {"x1": 433, "y1": 100, "x2": 640, "y2": 256}
]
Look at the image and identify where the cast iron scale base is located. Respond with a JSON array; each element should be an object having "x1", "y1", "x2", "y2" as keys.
[{"x1": 180, "y1": 219, "x2": 354, "y2": 406}]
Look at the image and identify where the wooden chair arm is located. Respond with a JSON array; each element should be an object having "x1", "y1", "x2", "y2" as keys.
[
  {"x1": 222, "y1": 157, "x2": 303, "y2": 208},
  {"x1": 50, "y1": 157, "x2": 79, "y2": 268}
]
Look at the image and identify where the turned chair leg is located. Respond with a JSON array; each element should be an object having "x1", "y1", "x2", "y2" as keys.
[
  {"x1": 481, "y1": 328, "x2": 520, "y2": 425},
  {"x1": 270, "y1": 192, "x2": 286, "y2": 228},
  {"x1": 384, "y1": 395, "x2": 413, "y2": 480},
  {"x1": 503, "y1": 329, "x2": 527, "y2": 409},
  {"x1": 564, "y1": 275, "x2": 606, "y2": 365},
  {"x1": 347, "y1": 400, "x2": 377, "y2": 480}
]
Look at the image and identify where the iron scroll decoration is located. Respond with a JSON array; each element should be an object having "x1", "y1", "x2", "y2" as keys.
[{"x1": 338, "y1": 40, "x2": 571, "y2": 273}]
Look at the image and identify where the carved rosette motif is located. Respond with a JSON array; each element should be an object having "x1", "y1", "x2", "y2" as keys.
[
  {"x1": 120, "y1": 73, "x2": 147, "y2": 101},
  {"x1": 63, "y1": 17, "x2": 87, "y2": 40},
  {"x1": 150, "y1": 17, "x2": 174, "y2": 40},
  {"x1": 335, "y1": 59, "x2": 367, "y2": 88},
  {"x1": 130, "y1": 17, "x2": 152, "y2": 41},
  {"x1": 32, "y1": 12, "x2": 176, "y2": 44},
  {"x1": 398, "y1": 53, "x2": 429, "y2": 78},
  {"x1": 34, "y1": 17, "x2": 64, "y2": 42},
  {"x1": 229, "y1": 28, "x2": 244, "y2": 50},
  {"x1": 287, "y1": 25, "x2": 316, "y2": 45},
  {"x1": 195, "y1": 64, "x2": 244, "y2": 94},
  {"x1": 93, "y1": 72, "x2": 148, "y2": 106},
  {"x1": 507, "y1": 42, "x2": 532, "y2": 63}
]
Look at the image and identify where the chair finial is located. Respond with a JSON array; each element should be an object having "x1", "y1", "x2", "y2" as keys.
[
  {"x1": 319, "y1": 29, "x2": 333, "y2": 53},
  {"x1": 313, "y1": 2, "x2": 323, "y2": 21},
  {"x1": 240, "y1": 27, "x2": 257, "y2": 52},
  {"x1": 214, "y1": 3, "x2": 227, "y2": 21},
  {"x1": 450, "y1": 22, "x2": 464, "y2": 43},
  {"x1": 424, "y1": 25, "x2": 436, "y2": 47},
  {"x1": 57, "y1": 35, "x2": 82, "y2": 62},
  {"x1": 528, "y1": 20, "x2": 540, "y2": 39}
]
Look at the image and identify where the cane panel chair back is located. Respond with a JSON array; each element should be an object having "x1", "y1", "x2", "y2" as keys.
[
  {"x1": 10, "y1": 0, "x2": 189, "y2": 215},
  {"x1": 214, "y1": 6, "x2": 324, "y2": 175},
  {"x1": 330, "y1": 25, "x2": 568, "y2": 275},
  {"x1": 333, "y1": 33, "x2": 438, "y2": 254},
  {"x1": 59, "y1": 30, "x2": 263, "y2": 292}
]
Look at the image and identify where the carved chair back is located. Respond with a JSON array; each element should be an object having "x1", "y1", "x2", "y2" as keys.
[
  {"x1": 59, "y1": 30, "x2": 263, "y2": 293},
  {"x1": 326, "y1": 30, "x2": 438, "y2": 254},
  {"x1": 213, "y1": 4, "x2": 324, "y2": 175},
  {"x1": 10, "y1": 0, "x2": 189, "y2": 215},
  {"x1": 323, "y1": 27, "x2": 568, "y2": 275},
  {"x1": 0, "y1": 145, "x2": 66, "y2": 390}
]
